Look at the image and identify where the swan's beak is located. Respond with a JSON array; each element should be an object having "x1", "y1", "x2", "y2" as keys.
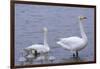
[
  {"x1": 79, "y1": 16, "x2": 87, "y2": 20},
  {"x1": 83, "y1": 17, "x2": 87, "y2": 19}
]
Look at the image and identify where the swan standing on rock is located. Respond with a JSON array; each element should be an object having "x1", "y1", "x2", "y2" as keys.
[
  {"x1": 24, "y1": 27, "x2": 50, "y2": 56},
  {"x1": 57, "y1": 16, "x2": 88, "y2": 58}
]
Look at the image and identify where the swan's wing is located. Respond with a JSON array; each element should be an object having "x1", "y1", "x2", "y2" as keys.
[
  {"x1": 25, "y1": 44, "x2": 49, "y2": 53},
  {"x1": 57, "y1": 41, "x2": 71, "y2": 50},
  {"x1": 33, "y1": 44, "x2": 50, "y2": 53},
  {"x1": 61, "y1": 37, "x2": 82, "y2": 43},
  {"x1": 25, "y1": 44, "x2": 41, "y2": 49},
  {"x1": 57, "y1": 37, "x2": 84, "y2": 50}
]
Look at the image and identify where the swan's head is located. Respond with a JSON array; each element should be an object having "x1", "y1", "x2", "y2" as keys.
[
  {"x1": 43, "y1": 27, "x2": 48, "y2": 32},
  {"x1": 78, "y1": 16, "x2": 87, "y2": 21}
]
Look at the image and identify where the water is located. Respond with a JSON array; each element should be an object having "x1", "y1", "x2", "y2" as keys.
[{"x1": 15, "y1": 4, "x2": 95, "y2": 66}]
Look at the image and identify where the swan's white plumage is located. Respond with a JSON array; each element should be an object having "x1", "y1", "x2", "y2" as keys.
[
  {"x1": 25, "y1": 44, "x2": 50, "y2": 53},
  {"x1": 24, "y1": 27, "x2": 50, "y2": 54},
  {"x1": 57, "y1": 16, "x2": 88, "y2": 55},
  {"x1": 57, "y1": 36, "x2": 87, "y2": 51}
]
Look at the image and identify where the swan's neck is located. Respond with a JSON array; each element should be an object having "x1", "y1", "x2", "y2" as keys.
[
  {"x1": 79, "y1": 20, "x2": 87, "y2": 40},
  {"x1": 44, "y1": 31, "x2": 48, "y2": 46}
]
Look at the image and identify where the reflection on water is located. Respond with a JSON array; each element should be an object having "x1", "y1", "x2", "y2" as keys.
[
  {"x1": 17, "y1": 51, "x2": 89, "y2": 66},
  {"x1": 18, "y1": 53, "x2": 56, "y2": 65},
  {"x1": 61, "y1": 57, "x2": 88, "y2": 63}
]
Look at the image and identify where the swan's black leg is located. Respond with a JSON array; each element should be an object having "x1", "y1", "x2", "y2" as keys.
[
  {"x1": 73, "y1": 53, "x2": 75, "y2": 57},
  {"x1": 76, "y1": 51, "x2": 78, "y2": 58}
]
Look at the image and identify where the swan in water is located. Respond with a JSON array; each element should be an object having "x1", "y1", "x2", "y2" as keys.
[
  {"x1": 57, "y1": 16, "x2": 88, "y2": 57},
  {"x1": 24, "y1": 27, "x2": 50, "y2": 56}
]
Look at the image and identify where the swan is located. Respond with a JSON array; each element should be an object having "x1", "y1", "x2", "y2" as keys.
[
  {"x1": 57, "y1": 16, "x2": 88, "y2": 58},
  {"x1": 24, "y1": 27, "x2": 50, "y2": 56}
]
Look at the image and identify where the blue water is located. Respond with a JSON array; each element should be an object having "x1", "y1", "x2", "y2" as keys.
[{"x1": 15, "y1": 4, "x2": 95, "y2": 65}]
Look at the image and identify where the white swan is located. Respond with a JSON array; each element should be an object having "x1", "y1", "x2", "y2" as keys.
[
  {"x1": 57, "y1": 16, "x2": 88, "y2": 57},
  {"x1": 24, "y1": 27, "x2": 50, "y2": 55}
]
